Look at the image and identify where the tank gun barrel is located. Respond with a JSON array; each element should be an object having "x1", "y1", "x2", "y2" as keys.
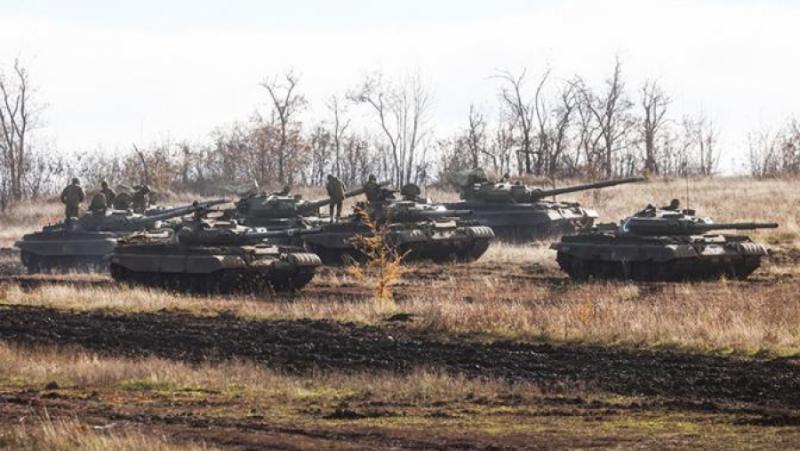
[
  {"x1": 687, "y1": 222, "x2": 779, "y2": 232},
  {"x1": 302, "y1": 181, "x2": 391, "y2": 211},
  {"x1": 625, "y1": 219, "x2": 778, "y2": 235},
  {"x1": 131, "y1": 199, "x2": 228, "y2": 226},
  {"x1": 240, "y1": 227, "x2": 322, "y2": 243},
  {"x1": 534, "y1": 177, "x2": 645, "y2": 200}
]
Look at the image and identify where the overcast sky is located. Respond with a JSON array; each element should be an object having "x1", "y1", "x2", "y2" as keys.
[{"x1": 1, "y1": 0, "x2": 799, "y2": 173}]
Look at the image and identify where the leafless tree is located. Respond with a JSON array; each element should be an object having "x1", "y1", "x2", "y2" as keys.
[
  {"x1": 0, "y1": 59, "x2": 34, "y2": 206},
  {"x1": 640, "y1": 80, "x2": 670, "y2": 175},
  {"x1": 578, "y1": 59, "x2": 635, "y2": 177},
  {"x1": 495, "y1": 69, "x2": 535, "y2": 174},
  {"x1": 261, "y1": 70, "x2": 308, "y2": 184},
  {"x1": 549, "y1": 81, "x2": 578, "y2": 175},
  {"x1": 349, "y1": 72, "x2": 432, "y2": 185},
  {"x1": 326, "y1": 95, "x2": 350, "y2": 179},
  {"x1": 465, "y1": 104, "x2": 488, "y2": 169}
]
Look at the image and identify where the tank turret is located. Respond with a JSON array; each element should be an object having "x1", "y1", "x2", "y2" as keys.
[
  {"x1": 233, "y1": 182, "x2": 389, "y2": 227},
  {"x1": 461, "y1": 177, "x2": 645, "y2": 203},
  {"x1": 443, "y1": 170, "x2": 646, "y2": 242}
]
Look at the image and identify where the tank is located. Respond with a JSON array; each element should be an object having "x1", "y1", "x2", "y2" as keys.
[
  {"x1": 109, "y1": 218, "x2": 322, "y2": 294},
  {"x1": 231, "y1": 182, "x2": 389, "y2": 228},
  {"x1": 443, "y1": 169, "x2": 645, "y2": 242},
  {"x1": 14, "y1": 199, "x2": 226, "y2": 273},
  {"x1": 298, "y1": 185, "x2": 495, "y2": 264},
  {"x1": 551, "y1": 204, "x2": 778, "y2": 281}
]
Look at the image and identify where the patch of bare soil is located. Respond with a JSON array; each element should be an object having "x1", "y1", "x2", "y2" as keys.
[{"x1": 1, "y1": 305, "x2": 799, "y2": 411}]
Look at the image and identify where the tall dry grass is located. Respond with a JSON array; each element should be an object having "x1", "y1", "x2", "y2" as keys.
[{"x1": 4, "y1": 416, "x2": 213, "y2": 451}]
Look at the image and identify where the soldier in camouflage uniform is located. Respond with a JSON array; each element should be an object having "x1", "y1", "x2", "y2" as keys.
[
  {"x1": 325, "y1": 174, "x2": 346, "y2": 222},
  {"x1": 363, "y1": 174, "x2": 381, "y2": 203},
  {"x1": 60, "y1": 178, "x2": 85, "y2": 219},
  {"x1": 99, "y1": 181, "x2": 116, "y2": 207},
  {"x1": 132, "y1": 185, "x2": 151, "y2": 214}
]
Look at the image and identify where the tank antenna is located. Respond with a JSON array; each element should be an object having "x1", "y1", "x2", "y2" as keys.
[{"x1": 684, "y1": 168, "x2": 690, "y2": 211}]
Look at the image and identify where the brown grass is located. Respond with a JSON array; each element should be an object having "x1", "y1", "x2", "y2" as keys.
[{"x1": 3, "y1": 416, "x2": 213, "y2": 451}]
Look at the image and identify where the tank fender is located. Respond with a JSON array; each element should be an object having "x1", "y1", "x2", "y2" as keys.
[
  {"x1": 465, "y1": 226, "x2": 495, "y2": 239},
  {"x1": 287, "y1": 252, "x2": 322, "y2": 267}
]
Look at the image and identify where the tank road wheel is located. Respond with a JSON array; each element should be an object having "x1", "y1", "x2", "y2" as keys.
[{"x1": 556, "y1": 253, "x2": 590, "y2": 281}]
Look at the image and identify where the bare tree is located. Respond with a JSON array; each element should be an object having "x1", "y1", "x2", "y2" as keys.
[
  {"x1": 495, "y1": 69, "x2": 535, "y2": 174},
  {"x1": 465, "y1": 104, "x2": 488, "y2": 169},
  {"x1": 640, "y1": 80, "x2": 670, "y2": 175},
  {"x1": 261, "y1": 70, "x2": 307, "y2": 184},
  {"x1": 579, "y1": 59, "x2": 635, "y2": 177},
  {"x1": 326, "y1": 95, "x2": 350, "y2": 178},
  {"x1": 0, "y1": 59, "x2": 34, "y2": 206},
  {"x1": 349, "y1": 72, "x2": 432, "y2": 185},
  {"x1": 549, "y1": 81, "x2": 578, "y2": 175}
]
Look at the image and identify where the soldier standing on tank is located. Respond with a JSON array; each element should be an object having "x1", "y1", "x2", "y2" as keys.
[
  {"x1": 363, "y1": 174, "x2": 380, "y2": 203},
  {"x1": 99, "y1": 180, "x2": 116, "y2": 207},
  {"x1": 325, "y1": 174, "x2": 346, "y2": 222},
  {"x1": 60, "y1": 178, "x2": 85, "y2": 219},
  {"x1": 132, "y1": 185, "x2": 151, "y2": 213}
]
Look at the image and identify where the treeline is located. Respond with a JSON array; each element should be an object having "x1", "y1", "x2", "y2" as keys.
[{"x1": 0, "y1": 58, "x2": 797, "y2": 210}]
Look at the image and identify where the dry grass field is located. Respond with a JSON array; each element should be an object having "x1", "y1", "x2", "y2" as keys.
[{"x1": 1, "y1": 176, "x2": 800, "y2": 449}]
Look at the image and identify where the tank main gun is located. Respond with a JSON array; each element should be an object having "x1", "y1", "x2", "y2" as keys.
[
  {"x1": 622, "y1": 216, "x2": 778, "y2": 236},
  {"x1": 85, "y1": 199, "x2": 228, "y2": 232},
  {"x1": 530, "y1": 177, "x2": 645, "y2": 201}
]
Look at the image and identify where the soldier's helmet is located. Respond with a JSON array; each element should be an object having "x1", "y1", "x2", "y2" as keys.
[
  {"x1": 72, "y1": 177, "x2": 80, "y2": 185},
  {"x1": 101, "y1": 180, "x2": 109, "y2": 188},
  {"x1": 368, "y1": 174, "x2": 377, "y2": 182}
]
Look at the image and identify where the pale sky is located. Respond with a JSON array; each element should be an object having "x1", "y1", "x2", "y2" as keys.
[{"x1": 1, "y1": 0, "x2": 799, "y2": 173}]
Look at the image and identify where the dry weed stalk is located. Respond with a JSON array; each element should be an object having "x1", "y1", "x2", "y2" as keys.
[{"x1": 348, "y1": 207, "x2": 407, "y2": 304}]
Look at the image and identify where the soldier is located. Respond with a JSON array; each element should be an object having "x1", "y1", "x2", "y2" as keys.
[
  {"x1": 113, "y1": 192, "x2": 133, "y2": 210},
  {"x1": 662, "y1": 199, "x2": 681, "y2": 211},
  {"x1": 363, "y1": 174, "x2": 381, "y2": 203},
  {"x1": 89, "y1": 193, "x2": 108, "y2": 214},
  {"x1": 325, "y1": 174, "x2": 346, "y2": 222},
  {"x1": 132, "y1": 185, "x2": 151, "y2": 213},
  {"x1": 60, "y1": 178, "x2": 85, "y2": 219},
  {"x1": 99, "y1": 180, "x2": 116, "y2": 207}
]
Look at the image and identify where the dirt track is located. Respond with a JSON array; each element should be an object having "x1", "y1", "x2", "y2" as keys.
[{"x1": 1, "y1": 304, "x2": 800, "y2": 410}]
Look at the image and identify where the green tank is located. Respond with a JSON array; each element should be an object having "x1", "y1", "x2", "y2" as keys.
[
  {"x1": 14, "y1": 199, "x2": 226, "y2": 273},
  {"x1": 443, "y1": 169, "x2": 645, "y2": 242},
  {"x1": 297, "y1": 185, "x2": 495, "y2": 265},
  {"x1": 551, "y1": 204, "x2": 778, "y2": 281},
  {"x1": 109, "y1": 218, "x2": 322, "y2": 294},
  {"x1": 231, "y1": 182, "x2": 389, "y2": 228}
]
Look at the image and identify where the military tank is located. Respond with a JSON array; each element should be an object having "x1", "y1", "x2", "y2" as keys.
[
  {"x1": 15, "y1": 199, "x2": 226, "y2": 273},
  {"x1": 551, "y1": 204, "x2": 778, "y2": 281},
  {"x1": 109, "y1": 218, "x2": 321, "y2": 294},
  {"x1": 299, "y1": 185, "x2": 495, "y2": 264},
  {"x1": 231, "y1": 182, "x2": 389, "y2": 229},
  {"x1": 443, "y1": 170, "x2": 645, "y2": 242}
]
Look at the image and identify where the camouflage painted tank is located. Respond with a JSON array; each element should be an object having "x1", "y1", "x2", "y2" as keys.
[
  {"x1": 231, "y1": 182, "x2": 388, "y2": 229},
  {"x1": 299, "y1": 185, "x2": 495, "y2": 264},
  {"x1": 551, "y1": 204, "x2": 777, "y2": 281},
  {"x1": 14, "y1": 199, "x2": 225, "y2": 273},
  {"x1": 443, "y1": 169, "x2": 644, "y2": 242},
  {"x1": 109, "y1": 218, "x2": 322, "y2": 294}
]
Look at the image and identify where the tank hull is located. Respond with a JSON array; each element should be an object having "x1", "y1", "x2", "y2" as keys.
[
  {"x1": 552, "y1": 233, "x2": 769, "y2": 281},
  {"x1": 109, "y1": 243, "x2": 321, "y2": 294},
  {"x1": 442, "y1": 201, "x2": 597, "y2": 242},
  {"x1": 300, "y1": 222, "x2": 494, "y2": 265},
  {"x1": 15, "y1": 231, "x2": 123, "y2": 273}
]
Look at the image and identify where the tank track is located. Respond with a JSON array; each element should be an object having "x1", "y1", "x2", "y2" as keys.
[
  {"x1": 110, "y1": 264, "x2": 316, "y2": 294},
  {"x1": 21, "y1": 251, "x2": 109, "y2": 274},
  {"x1": 556, "y1": 252, "x2": 763, "y2": 282}
]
